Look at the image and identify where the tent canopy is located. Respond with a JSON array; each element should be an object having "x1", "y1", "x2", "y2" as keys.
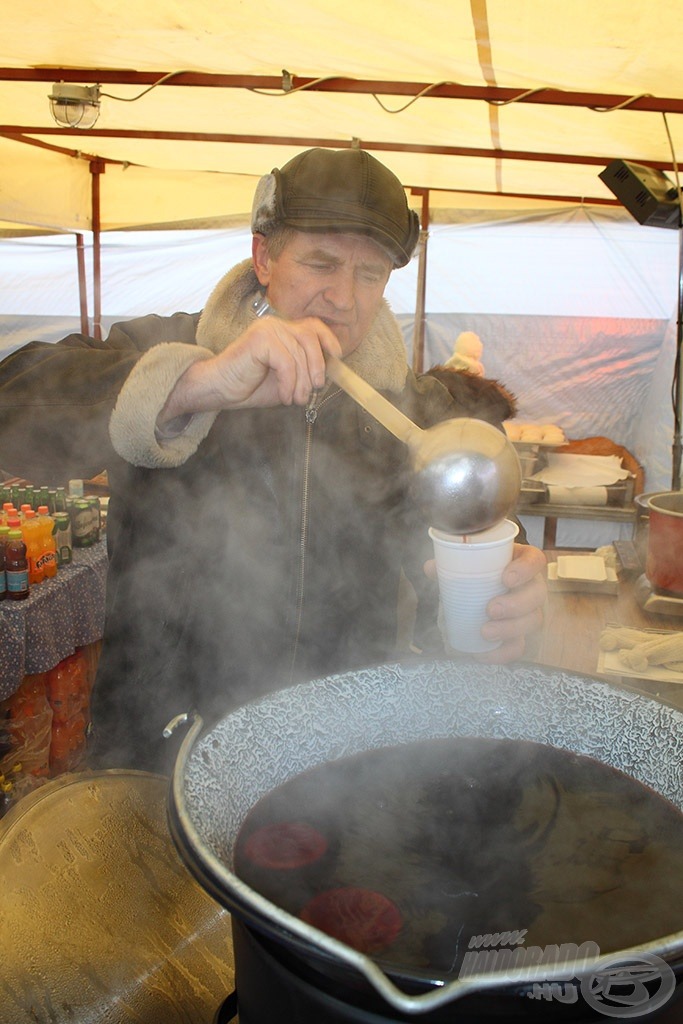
[
  {"x1": 2, "y1": 0, "x2": 683, "y2": 231},
  {"x1": 2, "y1": 0, "x2": 682, "y2": 536}
]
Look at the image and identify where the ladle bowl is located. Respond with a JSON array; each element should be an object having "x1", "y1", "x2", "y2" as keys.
[
  {"x1": 326, "y1": 356, "x2": 522, "y2": 534},
  {"x1": 410, "y1": 416, "x2": 522, "y2": 533}
]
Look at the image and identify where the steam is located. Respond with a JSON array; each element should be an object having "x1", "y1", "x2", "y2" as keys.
[{"x1": 89, "y1": 393, "x2": 435, "y2": 772}]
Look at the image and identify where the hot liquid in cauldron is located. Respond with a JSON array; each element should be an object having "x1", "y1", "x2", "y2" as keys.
[{"x1": 234, "y1": 737, "x2": 683, "y2": 978}]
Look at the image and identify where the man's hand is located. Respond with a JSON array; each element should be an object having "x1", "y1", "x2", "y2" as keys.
[
  {"x1": 425, "y1": 542, "x2": 547, "y2": 663},
  {"x1": 477, "y1": 543, "x2": 547, "y2": 663},
  {"x1": 159, "y1": 315, "x2": 342, "y2": 426}
]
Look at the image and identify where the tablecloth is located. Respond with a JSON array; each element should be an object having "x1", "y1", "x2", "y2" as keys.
[{"x1": 0, "y1": 541, "x2": 108, "y2": 700}]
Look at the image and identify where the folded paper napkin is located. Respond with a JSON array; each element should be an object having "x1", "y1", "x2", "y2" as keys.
[
  {"x1": 533, "y1": 454, "x2": 630, "y2": 487},
  {"x1": 547, "y1": 485, "x2": 607, "y2": 506},
  {"x1": 599, "y1": 625, "x2": 683, "y2": 673}
]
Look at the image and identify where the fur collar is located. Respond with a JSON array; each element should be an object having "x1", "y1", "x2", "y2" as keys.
[{"x1": 196, "y1": 259, "x2": 408, "y2": 394}]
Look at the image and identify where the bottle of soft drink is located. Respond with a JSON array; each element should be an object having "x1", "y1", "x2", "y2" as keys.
[
  {"x1": 5, "y1": 527, "x2": 29, "y2": 600},
  {"x1": 3, "y1": 673, "x2": 53, "y2": 784},
  {"x1": 53, "y1": 512, "x2": 73, "y2": 567},
  {"x1": 2, "y1": 503, "x2": 17, "y2": 526},
  {"x1": 47, "y1": 654, "x2": 87, "y2": 723},
  {"x1": 21, "y1": 510, "x2": 42, "y2": 584},
  {"x1": 21, "y1": 509, "x2": 44, "y2": 586},
  {"x1": 47, "y1": 651, "x2": 90, "y2": 774},
  {"x1": 36, "y1": 505, "x2": 57, "y2": 579},
  {"x1": 0, "y1": 524, "x2": 7, "y2": 602}
]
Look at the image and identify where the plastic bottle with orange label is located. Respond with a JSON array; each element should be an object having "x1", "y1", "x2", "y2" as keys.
[
  {"x1": 21, "y1": 509, "x2": 44, "y2": 585},
  {"x1": 0, "y1": 524, "x2": 7, "y2": 602},
  {"x1": 36, "y1": 505, "x2": 58, "y2": 579}
]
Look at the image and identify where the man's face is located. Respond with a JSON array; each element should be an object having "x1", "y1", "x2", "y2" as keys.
[{"x1": 252, "y1": 230, "x2": 393, "y2": 357}]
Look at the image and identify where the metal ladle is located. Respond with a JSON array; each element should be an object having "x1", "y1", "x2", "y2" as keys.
[
  {"x1": 326, "y1": 355, "x2": 522, "y2": 534},
  {"x1": 251, "y1": 296, "x2": 521, "y2": 534}
]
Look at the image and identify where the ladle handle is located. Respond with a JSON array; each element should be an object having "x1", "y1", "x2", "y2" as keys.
[{"x1": 326, "y1": 354, "x2": 421, "y2": 447}]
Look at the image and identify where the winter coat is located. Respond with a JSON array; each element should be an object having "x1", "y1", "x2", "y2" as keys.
[{"x1": 0, "y1": 260, "x2": 512, "y2": 772}]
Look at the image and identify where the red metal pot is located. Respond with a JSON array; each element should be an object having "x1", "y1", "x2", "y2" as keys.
[{"x1": 646, "y1": 491, "x2": 683, "y2": 595}]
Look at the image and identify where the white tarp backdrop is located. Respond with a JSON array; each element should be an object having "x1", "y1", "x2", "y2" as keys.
[{"x1": 0, "y1": 207, "x2": 678, "y2": 550}]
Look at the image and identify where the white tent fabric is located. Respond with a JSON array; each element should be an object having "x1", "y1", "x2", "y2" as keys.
[{"x1": 2, "y1": 1, "x2": 683, "y2": 228}]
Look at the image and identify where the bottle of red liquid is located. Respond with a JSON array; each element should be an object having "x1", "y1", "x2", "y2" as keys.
[{"x1": 5, "y1": 527, "x2": 29, "y2": 600}]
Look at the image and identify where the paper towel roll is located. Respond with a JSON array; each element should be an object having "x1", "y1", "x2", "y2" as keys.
[{"x1": 547, "y1": 485, "x2": 608, "y2": 506}]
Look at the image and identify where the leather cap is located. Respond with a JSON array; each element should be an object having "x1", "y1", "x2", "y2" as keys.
[{"x1": 251, "y1": 148, "x2": 420, "y2": 268}]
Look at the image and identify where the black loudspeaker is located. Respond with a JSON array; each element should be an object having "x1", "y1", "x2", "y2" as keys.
[{"x1": 599, "y1": 159, "x2": 682, "y2": 229}]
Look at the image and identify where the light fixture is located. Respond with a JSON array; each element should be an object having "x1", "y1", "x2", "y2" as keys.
[
  {"x1": 49, "y1": 83, "x2": 101, "y2": 129},
  {"x1": 598, "y1": 159, "x2": 681, "y2": 230},
  {"x1": 48, "y1": 71, "x2": 190, "y2": 129}
]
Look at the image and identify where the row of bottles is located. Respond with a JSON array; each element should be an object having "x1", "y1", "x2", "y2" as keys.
[
  {"x1": 0, "y1": 484, "x2": 102, "y2": 547},
  {"x1": 0, "y1": 648, "x2": 93, "y2": 813},
  {"x1": 0, "y1": 484, "x2": 69, "y2": 516},
  {"x1": 0, "y1": 487, "x2": 103, "y2": 601},
  {"x1": 0, "y1": 505, "x2": 64, "y2": 601}
]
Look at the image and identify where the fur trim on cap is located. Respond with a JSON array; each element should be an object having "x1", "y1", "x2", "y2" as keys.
[{"x1": 251, "y1": 173, "x2": 279, "y2": 236}]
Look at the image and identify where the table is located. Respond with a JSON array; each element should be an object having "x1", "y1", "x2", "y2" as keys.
[
  {"x1": 0, "y1": 540, "x2": 108, "y2": 700},
  {"x1": 532, "y1": 549, "x2": 683, "y2": 712}
]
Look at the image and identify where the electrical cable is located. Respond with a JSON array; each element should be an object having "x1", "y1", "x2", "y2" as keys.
[
  {"x1": 247, "y1": 72, "x2": 659, "y2": 120},
  {"x1": 99, "y1": 70, "x2": 193, "y2": 103},
  {"x1": 589, "y1": 93, "x2": 654, "y2": 112}
]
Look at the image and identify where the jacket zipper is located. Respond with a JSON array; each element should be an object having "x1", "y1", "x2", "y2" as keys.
[{"x1": 287, "y1": 386, "x2": 341, "y2": 681}]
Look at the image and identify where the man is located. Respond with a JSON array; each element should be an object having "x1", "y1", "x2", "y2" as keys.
[{"x1": 0, "y1": 148, "x2": 545, "y2": 771}]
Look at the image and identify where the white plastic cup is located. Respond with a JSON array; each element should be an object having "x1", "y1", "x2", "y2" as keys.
[{"x1": 428, "y1": 519, "x2": 519, "y2": 654}]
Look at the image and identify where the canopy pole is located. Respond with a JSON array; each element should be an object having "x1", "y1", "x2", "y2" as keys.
[
  {"x1": 89, "y1": 159, "x2": 105, "y2": 341},
  {"x1": 672, "y1": 224, "x2": 683, "y2": 491},
  {"x1": 75, "y1": 232, "x2": 88, "y2": 335},
  {"x1": 411, "y1": 190, "x2": 430, "y2": 374}
]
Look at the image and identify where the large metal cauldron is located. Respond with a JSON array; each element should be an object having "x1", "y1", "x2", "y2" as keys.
[{"x1": 168, "y1": 660, "x2": 683, "y2": 1020}]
